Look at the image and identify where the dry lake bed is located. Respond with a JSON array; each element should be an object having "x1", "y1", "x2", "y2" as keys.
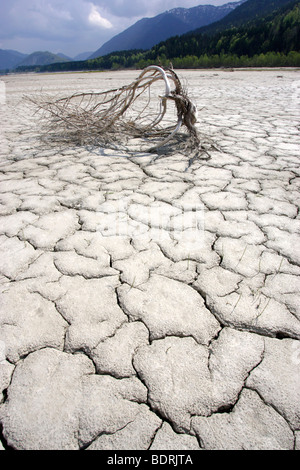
[{"x1": 0, "y1": 68, "x2": 299, "y2": 450}]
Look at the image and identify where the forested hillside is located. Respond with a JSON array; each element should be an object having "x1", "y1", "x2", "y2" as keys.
[
  {"x1": 145, "y1": 0, "x2": 300, "y2": 64},
  {"x1": 89, "y1": 1, "x2": 244, "y2": 58},
  {"x1": 15, "y1": 0, "x2": 300, "y2": 72},
  {"x1": 190, "y1": 0, "x2": 295, "y2": 35}
]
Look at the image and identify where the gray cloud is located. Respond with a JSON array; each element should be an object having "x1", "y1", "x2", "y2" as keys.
[
  {"x1": 0, "y1": 0, "x2": 228, "y2": 57},
  {"x1": 99, "y1": 0, "x2": 226, "y2": 18}
]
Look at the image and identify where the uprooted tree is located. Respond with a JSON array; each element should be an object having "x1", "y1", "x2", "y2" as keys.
[{"x1": 28, "y1": 65, "x2": 218, "y2": 165}]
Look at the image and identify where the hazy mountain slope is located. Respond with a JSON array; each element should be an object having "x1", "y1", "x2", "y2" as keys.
[
  {"x1": 0, "y1": 49, "x2": 28, "y2": 70},
  {"x1": 14, "y1": 0, "x2": 300, "y2": 72},
  {"x1": 73, "y1": 51, "x2": 94, "y2": 61},
  {"x1": 57, "y1": 53, "x2": 72, "y2": 61},
  {"x1": 17, "y1": 51, "x2": 71, "y2": 67}
]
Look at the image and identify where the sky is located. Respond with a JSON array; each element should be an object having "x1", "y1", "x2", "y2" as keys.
[{"x1": 0, "y1": 0, "x2": 230, "y2": 58}]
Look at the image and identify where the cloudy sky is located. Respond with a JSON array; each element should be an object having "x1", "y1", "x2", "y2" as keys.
[{"x1": 0, "y1": 0, "x2": 230, "y2": 58}]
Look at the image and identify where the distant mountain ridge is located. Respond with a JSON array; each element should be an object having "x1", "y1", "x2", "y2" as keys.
[
  {"x1": 0, "y1": 49, "x2": 28, "y2": 70},
  {"x1": 17, "y1": 51, "x2": 71, "y2": 67},
  {"x1": 0, "y1": 49, "x2": 92, "y2": 71},
  {"x1": 89, "y1": 1, "x2": 246, "y2": 58},
  {"x1": 4, "y1": 0, "x2": 298, "y2": 72},
  {"x1": 73, "y1": 51, "x2": 94, "y2": 61}
]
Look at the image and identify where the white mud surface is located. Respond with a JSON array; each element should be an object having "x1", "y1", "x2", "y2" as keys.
[{"x1": 0, "y1": 69, "x2": 299, "y2": 450}]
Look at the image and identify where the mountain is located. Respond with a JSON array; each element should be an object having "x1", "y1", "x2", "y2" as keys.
[
  {"x1": 146, "y1": 0, "x2": 300, "y2": 60},
  {"x1": 0, "y1": 49, "x2": 91, "y2": 71},
  {"x1": 0, "y1": 49, "x2": 28, "y2": 70},
  {"x1": 17, "y1": 51, "x2": 71, "y2": 67},
  {"x1": 14, "y1": 0, "x2": 300, "y2": 72},
  {"x1": 188, "y1": 0, "x2": 296, "y2": 34},
  {"x1": 89, "y1": 1, "x2": 245, "y2": 58},
  {"x1": 73, "y1": 51, "x2": 94, "y2": 61},
  {"x1": 57, "y1": 52, "x2": 72, "y2": 60}
]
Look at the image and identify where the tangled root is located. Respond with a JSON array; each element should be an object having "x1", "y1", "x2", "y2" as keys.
[{"x1": 27, "y1": 65, "x2": 218, "y2": 164}]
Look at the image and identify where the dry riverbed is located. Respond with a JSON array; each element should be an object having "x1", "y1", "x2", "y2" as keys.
[{"x1": 0, "y1": 69, "x2": 299, "y2": 450}]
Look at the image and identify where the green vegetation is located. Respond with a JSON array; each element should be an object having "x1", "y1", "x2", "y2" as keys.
[
  {"x1": 144, "y1": 0, "x2": 300, "y2": 66},
  {"x1": 142, "y1": 51, "x2": 300, "y2": 68},
  {"x1": 15, "y1": 1, "x2": 300, "y2": 72},
  {"x1": 192, "y1": 0, "x2": 296, "y2": 35}
]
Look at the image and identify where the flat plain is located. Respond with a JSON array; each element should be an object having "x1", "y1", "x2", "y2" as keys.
[{"x1": 0, "y1": 68, "x2": 299, "y2": 450}]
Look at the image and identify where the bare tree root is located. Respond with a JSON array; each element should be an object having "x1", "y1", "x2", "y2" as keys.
[{"x1": 26, "y1": 65, "x2": 219, "y2": 164}]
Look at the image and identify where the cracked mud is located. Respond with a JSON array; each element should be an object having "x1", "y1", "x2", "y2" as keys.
[{"x1": 0, "y1": 69, "x2": 299, "y2": 450}]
